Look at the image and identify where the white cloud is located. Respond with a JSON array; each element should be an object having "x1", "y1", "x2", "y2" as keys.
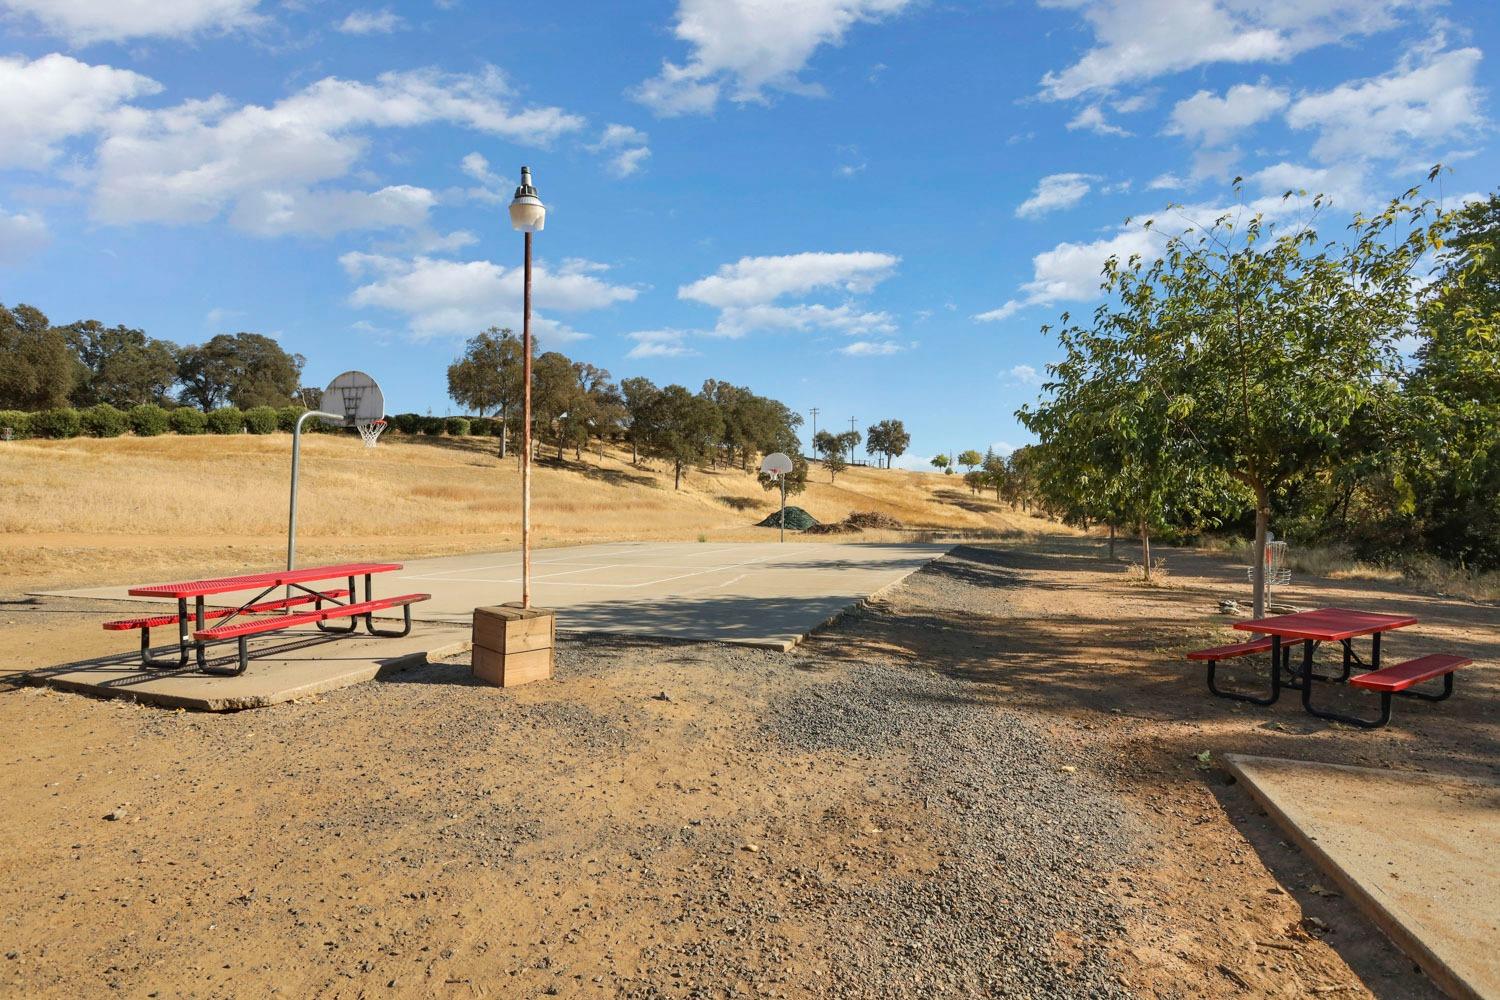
[
  {"x1": 0, "y1": 206, "x2": 50, "y2": 264},
  {"x1": 978, "y1": 159, "x2": 1379, "y2": 323},
  {"x1": 608, "y1": 146, "x2": 651, "y2": 177},
  {"x1": 632, "y1": 0, "x2": 916, "y2": 116},
  {"x1": 91, "y1": 67, "x2": 584, "y2": 235},
  {"x1": 680, "y1": 251, "x2": 899, "y2": 308},
  {"x1": 679, "y1": 251, "x2": 900, "y2": 338},
  {"x1": 1039, "y1": 0, "x2": 1424, "y2": 100},
  {"x1": 975, "y1": 225, "x2": 1166, "y2": 321},
  {"x1": 1, "y1": 0, "x2": 262, "y2": 44},
  {"x1": 0, "y1": 54, "x2": 161, "y2": 169},
  {"x1": 341, "y1": 252, "x2": 637, "y2": 340},
  {"x1": 713, "y1": 303, "x2": 896, "y2": 339},
  {"x1": 1007, "y1": 364, "x2": 1043, "y2": 385},
  {"x1": 839, "y1": 339, "x2": 903, "y2": 356},
  {"x1": 336, "y1": 8, "x2": 405, "y2": 33},
  {"x1": 1066, "y1": 105, "x2": 1131, "y2": 137},
  {"x1": 588, "y1": 123, "x2": 651, "y2": 177},
  {"x1": 1016, "y1": 172, "x2": 1098, "y2": 218},
  {"x1": 1166, "y1": 81, "x2": 1290, "y2": 147},
  {"x1": 626, "y1": 329, "x2": 699, "y2": 358},
  {"x1": 594, "y1": 123, "x2": 648, "y2": 148},
  {"x1": 1287, "y1": 46, "x2": 1485, "y2": 162},
  {"x1": 1147, "y1": 171, "x2": 1187, "y2": 190},
  {"x1": 229, "y1": 185, "x2": 435, "y2": 236}
]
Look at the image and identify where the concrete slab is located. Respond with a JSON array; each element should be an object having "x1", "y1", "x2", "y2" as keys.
[
  {"x1": 46, "y1": 541, "x2": 951, "y2": 650},
  {"x1": 24, "y1": 625, "x2": 470, "y2": 711},
  {"x1": 1225, "y1": 753, "x2": 1500, "y2": 1000}
]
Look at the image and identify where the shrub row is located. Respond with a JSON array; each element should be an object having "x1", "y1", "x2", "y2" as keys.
[{"x1": 0, "y1": 406, "x2": 505, "y2": 440}]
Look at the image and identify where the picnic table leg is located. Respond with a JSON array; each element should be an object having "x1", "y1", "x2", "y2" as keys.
[
  {"x1": 364, "y1": 601, "x2": 414, "y2": 638},
  {"x1": 1205, "y1": 634, "x2": 1281, "y2": 705},
  {"x1": 1300, "y1": 636, "x2": 1393, "y2": 729},
  {"x1": 137, "y1": 597, "x2": 193, "y2": 669},
  {"x1": 193, "y1": 597, "x2": 208, "y2": 669},
  {"x1": 316, "y1": 576, "x2": 361, "y2": 634}
]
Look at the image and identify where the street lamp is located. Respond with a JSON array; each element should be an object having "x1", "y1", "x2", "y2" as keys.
[{"x1": 510, "y1": 166, "x2": 545, "y2": 608}]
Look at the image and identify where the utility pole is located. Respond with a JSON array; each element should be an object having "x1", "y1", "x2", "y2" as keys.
[
  {"x1": 849, "y1": 417, "x2": 858, "y2": 465},
  {"x1": 809, "y1": 407, "x2": 819, "y2": 443}
]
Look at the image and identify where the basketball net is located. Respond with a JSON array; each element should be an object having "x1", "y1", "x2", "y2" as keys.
[{"x1": 358, "y1": 419, "x2": 386, "y2": 449}]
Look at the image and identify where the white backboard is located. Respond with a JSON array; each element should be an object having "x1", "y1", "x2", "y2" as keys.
[
  {"x1": 322, "y1": 371, "x2": 385, "y2": 426},
  {"x1": 760, "y1": 452, "x2": 793, "y2": 477}
]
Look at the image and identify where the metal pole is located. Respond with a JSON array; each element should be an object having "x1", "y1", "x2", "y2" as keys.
[
  {"x1": 521, "y1": 230, "x2": 533, "y2": 608},
  {"x1": 288, "y1": 409, "x2": 341, "y2": 595},
  {"x1": 780, "y1": 477, "x2": 787, "y2": 543}
]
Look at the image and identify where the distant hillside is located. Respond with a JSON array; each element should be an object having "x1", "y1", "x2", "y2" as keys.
[{"x1": 0, "y1": 434, "x2": 1058, "y2": 591}]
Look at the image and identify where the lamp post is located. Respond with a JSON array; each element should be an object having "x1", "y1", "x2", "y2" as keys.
[{"x1": 509, "y1": 166, "x2": 546, "y2": 608}]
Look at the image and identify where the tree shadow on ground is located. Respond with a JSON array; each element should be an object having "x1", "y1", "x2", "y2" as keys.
[
  {"x1": 806, "y1": 540, "x2": 1500, "y2": 783},
  {"x1": 930, "y1": 488, "x2": 1002, "y2": 514}
]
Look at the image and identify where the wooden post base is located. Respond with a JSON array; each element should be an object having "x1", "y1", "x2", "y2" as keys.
[{"x1": 471, "y1": 603, "x2": 554, "y2": 688}]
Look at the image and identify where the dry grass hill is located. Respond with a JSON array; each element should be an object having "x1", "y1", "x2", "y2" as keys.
[{"x1": 0, "y1": 433, "x2": 1056, "y2": 593}]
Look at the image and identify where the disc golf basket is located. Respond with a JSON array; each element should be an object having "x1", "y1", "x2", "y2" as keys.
[{"x1": 1247, "y1": 540, "x2": 1291, "y2": 603}]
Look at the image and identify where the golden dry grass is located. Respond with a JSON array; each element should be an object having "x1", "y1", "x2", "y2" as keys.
[{"x1": 0, "y1": 434, "x2": 1058, "y2": 591}]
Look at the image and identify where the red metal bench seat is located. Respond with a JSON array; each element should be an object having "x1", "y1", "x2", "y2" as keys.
[
  {"x1": 1314, "y1": 653, "x2": 1472, "y2": 729},
  {"x1": 103, "y1": 590, "x2": 351, "y2": 631},
  {"x1": 1349, "y1": 653, "x2": 1471, "y2": 693},
  {"x1": 194, "y1": 593, "x2": 431, "y2": 675},
  {"x1": 1189, "y1": 634, "x2": 1303, "y2": 706},
  {"x1": 1186, "y1": 636, "x2": 1275, "y2": 661}
]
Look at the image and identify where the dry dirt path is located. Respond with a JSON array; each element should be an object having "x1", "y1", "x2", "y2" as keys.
[{"x1": 2, "y1": 537, "x2": 1493, "y2": 998}]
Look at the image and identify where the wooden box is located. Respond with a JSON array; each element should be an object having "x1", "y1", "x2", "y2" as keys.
[{"x1": 471, "y1": 604, "x2": 555, "y2": 688}]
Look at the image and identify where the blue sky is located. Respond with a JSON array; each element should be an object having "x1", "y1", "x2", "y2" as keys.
[{"x1": 1, "y1": 0, "x2": 1495, "y2": 466}]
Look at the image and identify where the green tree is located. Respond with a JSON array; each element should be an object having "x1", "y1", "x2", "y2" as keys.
[
  {"x1": 177, "y1": 333, "x2": 304, "y2": 410},
  {"x1": 813, "y1": 430, "x2": 846, "y2": 482},
  {"x1": 528, "y1": 351, "x2": 582, "y2": 460},
  {"x1": 865, "y1": 418, "x2": 909, "y2": 469},
  {"x1": 981, "y1": 448, "x2": 1008, "y2": 502},
  {"x1": 1408, "y1": 192, "x2": 1500, "y2": 567},
  {"x1": 0, "y1": 303, "x2": 75, "y2": 410},
  {"x1": 929, "y1": 453, "x2": 950, "y2": 473},
  {"x1": 957, "y1": 449, "x2": 983, "y2": 473},
  {"x1": 63, "y1": 320, "x2": 177, "y2": 408},
  {"x1": 836, "y1": 429, "x2": 861, "y2": 466},
  {"x1": 640, "y1": 384, "x2": 724, "y2": 489},
  {"x1": 447, "y1": 327, "x2": 524, "y2": 456},
  {"x1": 1056, "y1": 181, "x2": 1444, "y2": 612},
  {"x1": 620, "y1": 376, "x2": 660, "y2": 465}
]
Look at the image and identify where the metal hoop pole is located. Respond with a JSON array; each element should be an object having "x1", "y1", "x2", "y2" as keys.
[
  {"x1": 521, "y1": 230, "x2": 533, "y2": 609},
  {"x1": 288, "y1": 409, "x2": 343, "y2": 594}
]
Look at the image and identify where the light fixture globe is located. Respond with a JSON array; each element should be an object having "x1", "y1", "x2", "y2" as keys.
[{"x1": 508, "y1": 165, "x2": 546, "y2": 233}]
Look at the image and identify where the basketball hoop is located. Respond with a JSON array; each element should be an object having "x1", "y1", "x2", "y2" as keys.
[{"x1": 358, "y1": 419, "x2": 387, "y2": 449}]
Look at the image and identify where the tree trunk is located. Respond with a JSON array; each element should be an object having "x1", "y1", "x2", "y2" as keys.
[
  {"x1": 631, "y1": 439, "x2": 638, "y2": 465},
  {"x1": 498, "y1": 414, "x2": 508, "y2": 459},
  {"x1": 674, "y1": 461, "x2": 682, "y2": 490},
  {"x1": 1108, "y1": 523, "x2": 1116, "y2": 560},
  {"x1": 1251, "y1": 483, "x2": 1270, "y2": 619},
  {"x1": 1140, "y1": 521, "x2": 1151, "y2": 579}
]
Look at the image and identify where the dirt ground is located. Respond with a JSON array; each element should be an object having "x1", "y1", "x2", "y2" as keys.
[{"x1": 1, "y1": 536, "x2": 1495, "y2": 998}]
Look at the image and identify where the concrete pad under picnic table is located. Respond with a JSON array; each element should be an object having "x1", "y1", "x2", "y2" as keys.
[
  {"x1": 1224, "y1": 753, "x2": 1500, "y2": 1000},
  {"x1": 24, "y1": 625, "x2": 471, "y2": 712},
  {"x1": 44, "y1": 541, "x2": 952, "y2": 651}
]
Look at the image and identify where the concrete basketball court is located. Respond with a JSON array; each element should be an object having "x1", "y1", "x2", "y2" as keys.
[
  {"x1": 1225, "y1": 754, "x2": 1500, "y2": 1000},
  {"x1": 46, "y1": 541, "x2": 953, "y2": 651}
]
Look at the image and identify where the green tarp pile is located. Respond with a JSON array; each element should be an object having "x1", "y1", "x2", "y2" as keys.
[{"x1": 755, "y1": 506, "x2": 819, "y2": 531}]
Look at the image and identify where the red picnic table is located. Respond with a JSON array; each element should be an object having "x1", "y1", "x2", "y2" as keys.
[
  {"x1": 1188, "y1": 607, "x2": 1470, "y2": 729},
  {"x1": 105, "y1": 563, "x2": 429, "y2": 676}
]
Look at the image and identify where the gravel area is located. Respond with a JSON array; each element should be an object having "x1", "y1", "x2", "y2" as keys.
[{"x1": 757, "y1": 665, "x2": 1135, "y2": 999}]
